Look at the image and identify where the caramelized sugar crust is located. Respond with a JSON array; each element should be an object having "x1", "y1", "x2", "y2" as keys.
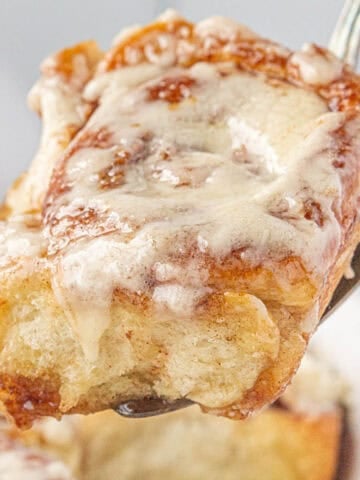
[
  {"x1": 102, "y1": 17, "x2": 360, "y2": 111},
  {"x1": 0, "y1": 375, "x2": 61, "y2": 429}
]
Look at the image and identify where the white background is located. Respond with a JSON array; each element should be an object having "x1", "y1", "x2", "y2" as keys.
[{"x1": 1, "y1": 1, "x2": 359, "y2": 478}]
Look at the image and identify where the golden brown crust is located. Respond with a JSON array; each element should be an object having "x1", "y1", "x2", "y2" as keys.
[
  {"x1": 101, "y1": 17, "x2": 360, "y2": 112},
  {"x1": 0, "y1": 205, "x2": 10, "y2": 221},
  {"x1": 0, "y1": 374, "x2": 61, "y2": 429},
  {"x1": 208, "y1": 223, "x2": 359, "y2": 420},
  {"x1": 41, "y1": 41, "x2": 103, "y2": 81}
]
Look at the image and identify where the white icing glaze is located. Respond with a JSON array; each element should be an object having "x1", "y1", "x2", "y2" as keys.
[
  {"x1": 0, "y1": 216, "x2": 44, "y2": 268},
  {"x1": 45, "y1": 53, "x2": 355, "y2": 359},
  {"x1": 194, "y1": 15, "x2": 258, "y2": 41},
  {"x1": 290, "y1": 43, "x2": 343, "y2": 86},
  {"x1": 52, "y1": 231, "x2": 166, "y2": 360}
]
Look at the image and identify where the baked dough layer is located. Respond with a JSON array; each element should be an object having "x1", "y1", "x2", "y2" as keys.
[
  {"x1": 0, "y1": 353, "x2": 345, "y2": 479},
  {"x1": 0, "y1": 407, "x2": 342, "y2": 480},
  {"x1": 81, "y1": 407, "x2": 342, "y2": 480}
]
